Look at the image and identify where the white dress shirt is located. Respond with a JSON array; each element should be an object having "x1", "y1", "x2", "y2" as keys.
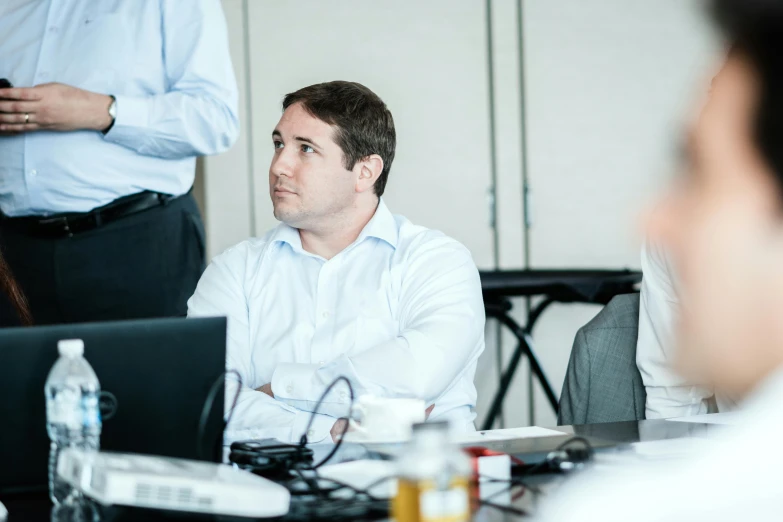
[
  {"x1": 637, "y1": 242, "x2": 718, "y2": 418},
  {"x1": 536, "y1": 368, "x2": 783, "y2": 521},
  {"x1": 0, "y1": 0, "x2": 239, "y2": 216},
  {"x1": 187, "y1": 201, "x2": 486, "y2": 444}
]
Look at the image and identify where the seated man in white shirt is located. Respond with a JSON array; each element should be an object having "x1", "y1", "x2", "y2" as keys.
[
  {"x1": 188, "y1": 81, "x2": 485, "y2": 444},
  {"x1": 538, "y1": 1, "x2": 783, "y2": 520}
]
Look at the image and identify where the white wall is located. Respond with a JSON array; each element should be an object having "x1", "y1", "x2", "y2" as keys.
[
  {"x1": 201, "y1": 0, "x2": 723, "y2": 428},
  {"x1": 520, "y1": 0, "x2": 723, "y2": 426},
  {"x1": 201, "y1": 0, "x2": 254, "y2": 257},
  {"x1": 244, "y1": 0, "x2": 497, "y2": 268}
]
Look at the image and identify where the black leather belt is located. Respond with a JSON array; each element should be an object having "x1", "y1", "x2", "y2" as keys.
[{"x1": 1, "y1": 191, "x2": 175, "y2": 238}]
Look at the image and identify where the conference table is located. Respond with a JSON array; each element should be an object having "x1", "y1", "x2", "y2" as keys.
[{"x1": 0, "y1": 418, "x2": 727, "y2": 521}]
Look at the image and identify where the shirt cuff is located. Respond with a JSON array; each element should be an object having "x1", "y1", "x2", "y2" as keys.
[
  {"x1": 272, "y1": 362, "x2": 354, "y2": 418},
  {"x1": 291, "y1": 410, "x2": 336, "y2": 444},
  {"x1": 272, "y1": 363, "x2": 321, "y2": 402},
  {"x1": 104, "y1": 94, "x2": 151, "y2": 137}
]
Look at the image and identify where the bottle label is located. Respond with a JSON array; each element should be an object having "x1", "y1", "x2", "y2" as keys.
[
  {"x1": 49, "y1": 389, "x2": 81, "y2": 429},
  {"x1": 82, "y1": 393, "x2": 102, "y2": 428},
  {"x1": 47, "y1": 390, "x2": 102, "y2": 430},
  {"x1": 419, "y1": 487, "x2": 469, "y2": 522}
]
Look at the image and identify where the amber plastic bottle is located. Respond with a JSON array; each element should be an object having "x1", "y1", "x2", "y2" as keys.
[{"x1": 393, "y1": 422, "x2": 472, "y2": 522}]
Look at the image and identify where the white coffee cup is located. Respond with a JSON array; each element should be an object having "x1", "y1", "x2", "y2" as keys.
[{"x1": 349, "y1": 396, "x2": 426, "y2": 441}]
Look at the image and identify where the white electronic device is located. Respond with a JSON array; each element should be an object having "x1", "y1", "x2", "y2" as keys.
[{"x1": 57, "y1": 449, "x2": 290, "y2": 518}]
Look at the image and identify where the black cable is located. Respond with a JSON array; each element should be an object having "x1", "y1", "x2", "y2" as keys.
[
  {"x1": 306, "y1": 474, "x2": 395, "y2": 502},
  {"x1": 197, "y1": 369, "x2": 242, "y2": 460},
  {"x1": 282, "y1": 468, "x2": 390, "y2": 521},
  {"x1": 224, "y1": 369, "x2": 243, "y2": 428},
  {"x1": 290, "y1": 465, "x2": 325, "y2": 498},
  {"x1": 555, "y1": 435, "x2": 594, "y2": 456},
  {"x1": 286, "y1": 473, "x2": 390, "y2": 502},
  {"x1": 274, "y1": 373, "x2": 396, "y2": 522},
  {"x1": 516, "y1": 435, "x2": 596, "y2": 477},
  {"x1": 298, "y1": 375, "x2": 355, "y2": 470},
  {"x1": 233, "y1": 375, "x2": 557, "y2": 520},
  {"x1": 224, "y1": 376, "x2": 371, "y2": 520},
  {"x1": 282, "y1": 439, "x2": 544, "y2": 520},
  {"x1": 227, "y1": 376, "x2": 353, "y2": 475},
  {"x1": 481, "y1": 476, "x2": 540, "y2": 499},
  {"x1": 474, "y1": 473, "x2": 539, "y2": 517}
]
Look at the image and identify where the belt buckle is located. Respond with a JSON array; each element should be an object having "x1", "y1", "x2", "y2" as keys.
[{"x1": 39, "y1": 216, "x2": 73, "y2": 237}]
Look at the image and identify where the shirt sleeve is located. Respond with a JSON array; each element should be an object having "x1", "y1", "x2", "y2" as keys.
[
  {"x1": 187, "y1": 243, "x2": 336, "y2": 444},
  {"x1": 636, "y1": 241, "x2": 713, "y2": 419},
  {"x1": 103, "y1": 0, "x2": 239, "y2": 159},
  {"x1": 271, "y1": 234, "x2": 485, "y2": 419}
]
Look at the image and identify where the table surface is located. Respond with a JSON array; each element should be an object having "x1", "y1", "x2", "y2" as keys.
[
  {"x1": 0, "y1": 418, "x2": 723, "y2": 521},
  {"x1": 479, "y1": 269, "x2": 642, "y2": 301}
]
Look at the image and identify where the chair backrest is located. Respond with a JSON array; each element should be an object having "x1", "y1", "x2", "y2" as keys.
[{"x1": 558, "y1": 293, "x2": 646, "y2": 425}]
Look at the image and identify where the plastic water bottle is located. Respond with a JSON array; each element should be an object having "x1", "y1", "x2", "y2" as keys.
[{"x1": 45, "y1": 339, "x2": 102, "y2": 505}]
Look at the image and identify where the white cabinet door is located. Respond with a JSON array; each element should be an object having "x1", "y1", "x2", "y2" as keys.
[
  {"x1": 201, "y1": 0, "x2": 253, "y2": 259},
  {"x1": 521, "y1": 0, "x2": 722, "y2": 426}
]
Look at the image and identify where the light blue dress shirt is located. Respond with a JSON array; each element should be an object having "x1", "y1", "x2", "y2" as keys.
[
  {"x1": 0, "y1": 0, "x2": 239, "y2": 216},
  {"x1": 188, "y1": 201, "x2": 486, "y2": 444}
]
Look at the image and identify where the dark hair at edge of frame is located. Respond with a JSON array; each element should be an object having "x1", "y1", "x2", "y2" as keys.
[
  {"x1": 0, "y1": 251, "x2": 32, "y2": 326},
  {"x1": 712, "y1": 0, "x2": 783, "y2": 198},
  {"x1": 282, "y1": 81, "x2": 396, "y2": 197}
]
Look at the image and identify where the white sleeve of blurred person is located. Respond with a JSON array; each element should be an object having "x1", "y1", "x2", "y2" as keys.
[
  {"x1": 535, "y1": 370, "x2": 783, "y2": 522},
  {"x1": 187, "y1": 242, "x2": 338, "y2": 445},
  {"x1": 103, "y1": 0, "x2": 239, "y2": 158},
  {"x1": 533, "y1": 430, "x2": 779, "y2": 522},
  {"x1": 636, "y1": 240, "x2": 715, "y2": 419}
]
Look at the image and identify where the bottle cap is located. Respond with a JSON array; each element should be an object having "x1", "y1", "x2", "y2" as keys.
[{"x1": 58, "y1": 339, "x2": 84, "y2": 358}]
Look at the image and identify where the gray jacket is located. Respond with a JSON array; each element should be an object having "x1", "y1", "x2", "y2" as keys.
[{"x1": 558, "y1": 293, "x2": 646, "y2": 425}]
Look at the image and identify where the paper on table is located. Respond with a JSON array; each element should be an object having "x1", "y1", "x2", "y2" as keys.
[
  {"x1": 456, "y1": 426, "x2": 564, "y2": 444},
  {"x1": 665, "y1": 411, "x2": 743, "y2": 425},
  {"x1": 594, "y1": 437, "x2": 711, "y2": 468}
]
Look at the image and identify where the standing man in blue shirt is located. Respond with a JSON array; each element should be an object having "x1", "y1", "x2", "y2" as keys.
[{"x1": 0, "y1": 0, "x2": 239, "y2": 324}]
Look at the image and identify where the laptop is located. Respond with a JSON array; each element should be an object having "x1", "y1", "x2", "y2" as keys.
[{"x1": 0, "y1": 316, "x2": 227, "y2": 494}]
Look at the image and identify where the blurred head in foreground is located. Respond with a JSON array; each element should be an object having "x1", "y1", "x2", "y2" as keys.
[{"x1": 647, "y1": 0, "x2": 783, "y2": 397}]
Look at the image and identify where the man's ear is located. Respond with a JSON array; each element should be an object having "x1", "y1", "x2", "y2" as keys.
[{"x1": 355, "y1": 154, "x2": 384, "y2": 194}]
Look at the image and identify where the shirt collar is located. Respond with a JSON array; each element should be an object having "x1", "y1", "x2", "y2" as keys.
[
  {"x1": 270, "y1": 221, "x2": 303, "y2": 251},
  {"x1": 270, "y1": 198, "x2": 399, "y2": 253},
  {"x1": 357, "y1": 198, "x2": 398, "y2": 249}
]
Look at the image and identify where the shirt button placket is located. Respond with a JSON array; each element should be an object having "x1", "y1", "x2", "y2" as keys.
[{"x1": 312, "y1": 262, "x2": 331, "y2": 365}]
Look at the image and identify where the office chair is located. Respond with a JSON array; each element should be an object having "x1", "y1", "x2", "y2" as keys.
[{"x1": 558, "y1": 293, "x2": 646, "y2": 425}]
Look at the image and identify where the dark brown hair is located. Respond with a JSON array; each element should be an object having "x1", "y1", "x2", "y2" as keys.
[
  {"x1": 712, "y1": 0, "x2": 783, "y2": 191},
  {"x1": 282, "y1": 81, "x2": 396, "y2": 197},
  {"x1": 0, "y1": 251, "x2": 32, "y2": 326}
]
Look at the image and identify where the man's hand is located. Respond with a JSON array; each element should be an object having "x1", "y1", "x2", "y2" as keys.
[
  {"x1": 330, "y1": 418, "x2": 350, "y2": 442},
  {"x1": 257, "y1": 383, "x2": 274, "y2": 398},
  {"x1": 0, "y1": 83, "x2": 113, "y2": 134}
]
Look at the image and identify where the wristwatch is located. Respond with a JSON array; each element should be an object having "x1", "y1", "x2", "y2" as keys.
[{"x1": 102, "y1": 95, "x2": 117, "y2": 135}]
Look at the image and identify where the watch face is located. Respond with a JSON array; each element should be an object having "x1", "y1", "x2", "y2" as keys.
[{"x1": 109, "y1": 98, "x2": 117, "y2": 118}]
